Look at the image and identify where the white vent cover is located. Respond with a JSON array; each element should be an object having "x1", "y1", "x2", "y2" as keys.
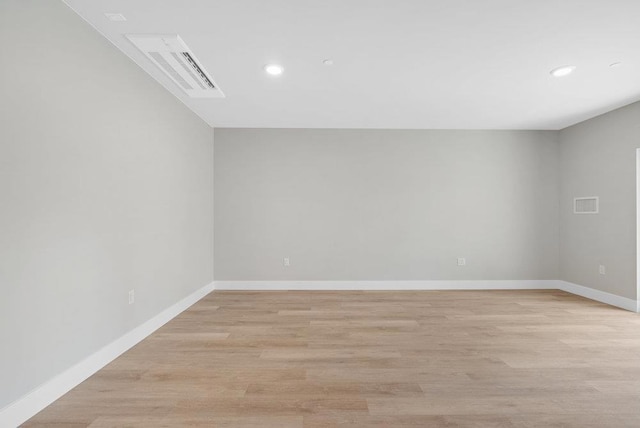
[
  {"x1": 126, "y1": 34, "x2": 224, "y2": 98},
  {"x1": 574, "y1": 197, "x2": 599, "y2": 214}
]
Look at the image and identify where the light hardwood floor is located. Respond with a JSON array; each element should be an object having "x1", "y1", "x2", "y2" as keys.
[{"x1": 24, "y1": 290, "x2": 640, "y2": 427}]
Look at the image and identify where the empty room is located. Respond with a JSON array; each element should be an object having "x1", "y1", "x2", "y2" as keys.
[{"x1": 2, "y1": 0, "x2": 640, "y2": 427}]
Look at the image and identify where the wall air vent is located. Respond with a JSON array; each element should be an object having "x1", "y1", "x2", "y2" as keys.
[
  {"x1": 574, "y1": 197, "x2": 599, "y2": 214},
  {"x1": 126, "y1": 34, "x2": 224, "y2": 98}
]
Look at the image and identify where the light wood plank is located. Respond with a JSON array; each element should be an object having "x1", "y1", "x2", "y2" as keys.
[{"x1": 24, "y1": 290, "x2": 640, "y2": 427}]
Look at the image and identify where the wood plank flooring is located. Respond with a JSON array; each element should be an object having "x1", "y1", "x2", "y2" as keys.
[{"x1": 24, "y1": 290, "x2": 640, "y2": 427}]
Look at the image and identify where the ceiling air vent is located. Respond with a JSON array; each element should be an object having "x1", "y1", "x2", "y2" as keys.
[
  {"x1": 574, "y1": 197, "x2": 599, "y2": 214},
  {"x1": 126, "y1": 34, "x2": 224, "y2": 98}
]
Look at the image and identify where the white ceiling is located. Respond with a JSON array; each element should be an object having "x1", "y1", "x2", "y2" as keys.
[{"x1": 63, "y1": 0, "x2": 640, "y2": 130}]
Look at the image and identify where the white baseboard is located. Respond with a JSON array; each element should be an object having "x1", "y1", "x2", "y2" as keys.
[
  {"x1": 214, "y1": 280, "x2": 638, "y2": 312},
  {"x1": 556, "y1": 280, "x2": 639, "y2": 312},
  {"x1": 213, "y1": 280, "x2": 559, "y2": 291},
  {"x1": 0, "y1": 282, "x2": 214, "y2": 428}
]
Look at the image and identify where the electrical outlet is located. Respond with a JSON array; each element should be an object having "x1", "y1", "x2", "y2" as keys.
[
  {"x1": 283, "y1": 257, "x2": 290, "y2": 267},
  {"x1": 128, "y1": 289, "x2": 135, "y2": 305},
  {"x1": 599, "y1": 265, "x2": 606, "y2": 275},
  {"x1": 457, "y1": 257, "x2": 466, "y2": 266}
]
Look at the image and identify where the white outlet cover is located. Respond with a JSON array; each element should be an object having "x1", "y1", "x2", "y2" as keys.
[
  {"x1": 104, "y1": 13, "x2": 127, "y2": 22},
  {"x1": 283, "y1": 257, "x2": 290, "y2": 267},
  {"x1": 457, "y1": 258, "x2": 466, "y2": 266}
]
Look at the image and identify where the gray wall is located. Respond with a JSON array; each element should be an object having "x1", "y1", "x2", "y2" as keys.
[
  {"x1": 215, "y1": 129, "x2": 559, "y2": 281},
  {"x1": 0, "y1": 0, "x2": 214, "y2": 409},
  {"x1": 560, "y1": 101, "x2": 640, "y2": 300}
]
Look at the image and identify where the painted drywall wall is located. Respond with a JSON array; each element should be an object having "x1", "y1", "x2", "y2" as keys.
[
  {"x1": 0, "y1": 0, "x2": 214, "y2": 409},
  {"x1": 214, "y1": 129, "x2": 559, "y2": 281},
  {"x1": 560, "y1": 101, "x2": 640, "y2": 300}
]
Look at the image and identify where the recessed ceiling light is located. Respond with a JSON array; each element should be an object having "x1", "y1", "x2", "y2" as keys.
[
  {"x1": 322, "y1": 59, "x2": 334, "y2": 66},
  {"x1": 609, "y1": 62, "x2": 622, "y2": 68},
  {"x1": 264, "y1": 64, "x2": 284, "y2": 76},
  {"x1": 550, "y1": 65, "x2": 576, "y2": 77},
  {"x1": 104, "y1": 13, "x2": 127, "y2": 22}
]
